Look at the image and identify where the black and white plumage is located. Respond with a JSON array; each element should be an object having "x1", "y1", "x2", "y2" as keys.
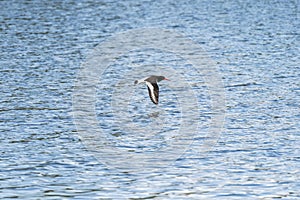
[{"x1": 134, "y1": 75, "x2": 169, "y2": 104}]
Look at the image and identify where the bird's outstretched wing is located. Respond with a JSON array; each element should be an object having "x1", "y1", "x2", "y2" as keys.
[{"x1": 145, "y1": 82, "x2": 159, "y2": 104}]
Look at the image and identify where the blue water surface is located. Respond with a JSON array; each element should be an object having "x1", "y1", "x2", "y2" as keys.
[{"x1": 0, "y1": 0, "x2": 299, "y2": 199}]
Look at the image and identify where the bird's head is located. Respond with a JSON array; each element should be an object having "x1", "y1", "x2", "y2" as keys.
[{"x1": 157, "y1": 76, "x2": 170, "y2": 82}]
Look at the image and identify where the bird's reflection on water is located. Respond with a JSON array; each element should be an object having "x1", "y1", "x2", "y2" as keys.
[{"x1": 147, "y1": 111, "x2": 160, "y2": 118}]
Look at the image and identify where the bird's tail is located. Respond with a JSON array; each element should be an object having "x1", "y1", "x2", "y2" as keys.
[{"x1": 134, "y1": 77, "x2": 147, "y2": 85}]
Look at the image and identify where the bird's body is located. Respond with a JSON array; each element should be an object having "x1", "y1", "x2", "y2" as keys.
[{"x1": 134, "y1": 75, "x2": 169, "y2": 104}]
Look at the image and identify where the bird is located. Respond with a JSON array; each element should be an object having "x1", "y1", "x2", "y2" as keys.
[{"x1": 134, "y1": 75, "x2": 169, "y2": 104}]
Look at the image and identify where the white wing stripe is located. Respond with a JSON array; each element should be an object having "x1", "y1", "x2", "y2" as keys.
[{"x1": 145, "y1": 81, "x2": 158, "y2": 104}]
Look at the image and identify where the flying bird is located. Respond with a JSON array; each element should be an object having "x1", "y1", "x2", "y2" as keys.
[{"x1": 134, "y1": 75, "x2": 169, "y2": 104}]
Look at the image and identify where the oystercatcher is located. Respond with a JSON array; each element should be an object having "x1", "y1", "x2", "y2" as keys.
[{"x1": 134, "y1": 75, "x2": 169, "y2": 104}]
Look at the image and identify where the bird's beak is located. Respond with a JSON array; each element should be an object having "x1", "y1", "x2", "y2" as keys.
[{"x1": 164, "y1": 78, "x2": 170, "y2": 81}]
